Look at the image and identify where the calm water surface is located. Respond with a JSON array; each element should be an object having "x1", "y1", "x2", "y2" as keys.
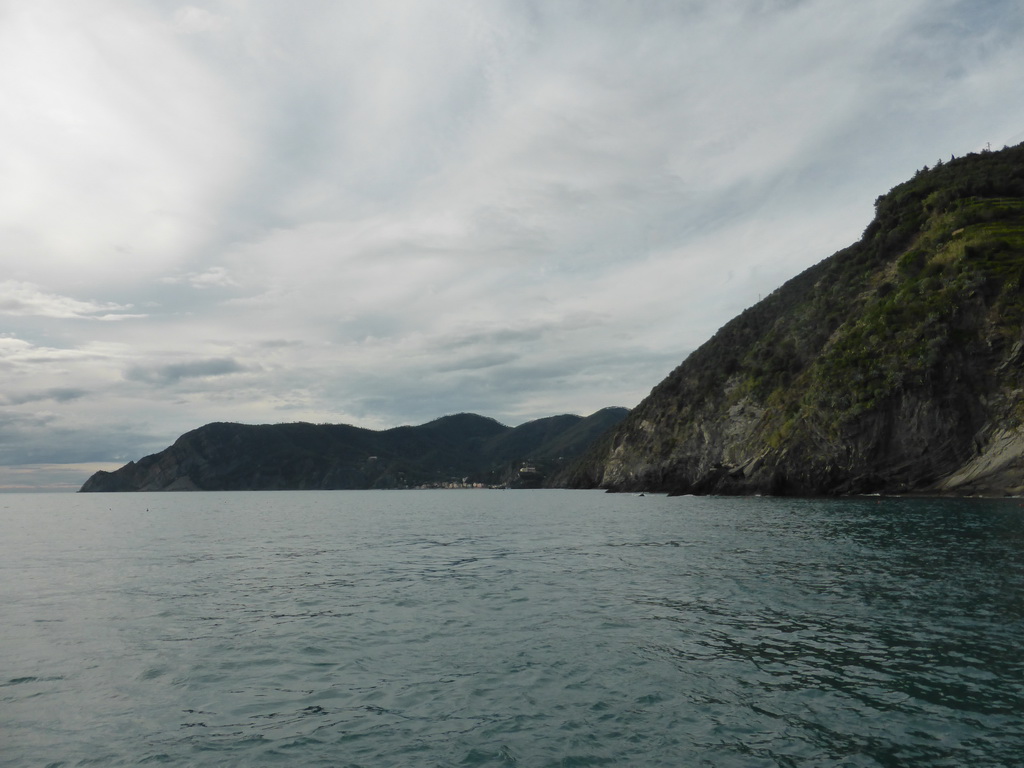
[{"x1": 2, "y1": 491, "x2": 1022, "y2": 767}]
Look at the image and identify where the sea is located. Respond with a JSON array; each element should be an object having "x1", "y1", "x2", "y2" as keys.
[{"x1": 2, "y1": 490, "x2": 1022, "y2": 767}]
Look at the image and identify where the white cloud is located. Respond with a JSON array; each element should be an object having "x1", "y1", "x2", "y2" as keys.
[
  {"x1": 0, "y1": 281, "x2": 144, "y2": 320},
  {"x1": 0, "y1": 335, "x2": 103, "y2": 368},
  {"x1": 161, "y1": 266, "x2": 239, "y2": 289},
  {"x1": 0, "y1": 0, "x2": 251, "y2": 291},
  {"x1": 172, "y1": 5, "x2": 228, "y2": 35}
]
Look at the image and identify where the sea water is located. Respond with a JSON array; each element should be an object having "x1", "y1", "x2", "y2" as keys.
[{"x1": 1, "y1": 490, "x2": 1022, "y2": 767}]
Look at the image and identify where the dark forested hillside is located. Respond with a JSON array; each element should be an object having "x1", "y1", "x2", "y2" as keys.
[
  {"x1": 561, "y1": 143, "x2": 1024, "y2": 496},
  {"x1": 80, "y1": 408, "x2": 628, "y2": 491}
]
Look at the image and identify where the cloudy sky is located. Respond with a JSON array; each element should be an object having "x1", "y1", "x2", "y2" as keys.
[{"x1": 2, "y1": 0, "x2": 1024, "y2": 490}]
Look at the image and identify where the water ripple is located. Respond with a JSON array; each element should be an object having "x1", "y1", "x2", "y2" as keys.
[{"x1": 2, "y1": 491, "x2": 1022, "y2": 766}]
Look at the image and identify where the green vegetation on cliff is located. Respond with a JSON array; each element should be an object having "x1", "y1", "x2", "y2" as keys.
[{"x1": 563, "y1": 143, "x2": 1024, "y2": 496}]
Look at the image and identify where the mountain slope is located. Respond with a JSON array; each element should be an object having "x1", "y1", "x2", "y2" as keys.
[
  {"x1": 79, "y1": 409, "x2": 628, "y2": 491},
  {"x1": 562, "y1": 143, "x2": 1024, "y2": 496}
]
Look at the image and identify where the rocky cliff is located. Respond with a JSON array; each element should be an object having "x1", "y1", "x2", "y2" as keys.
[
  {"x1": 80, "y1": 408, "x2": 628, "y2": 491},
  {"x1": 562, "y1": 143, "x2": 1024, "y2": 496}
]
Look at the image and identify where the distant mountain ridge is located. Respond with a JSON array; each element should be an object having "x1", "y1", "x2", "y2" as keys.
[
  {"x1": 560, "y1": 143, "x2": 1024, "y2": 496},
  {"x1": 79, "y1": 408, "x2": 628, "y2": 491}
]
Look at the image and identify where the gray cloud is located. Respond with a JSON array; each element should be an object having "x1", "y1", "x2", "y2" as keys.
[
  {"x1": 2, "y1": 388, "x2": 89, "y2": 406},
  {"x1": 125, "y1": 357, "x2": 250, "y2": 386},
  {"x1": 0, "y1": 419, "x2": 163, "y2": 466}
]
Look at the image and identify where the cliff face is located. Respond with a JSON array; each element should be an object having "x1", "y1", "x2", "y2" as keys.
[
  {"x1": 564, "y1": 144, "x2": 1024, "y2": 496},
  {"x1": 80, "y1": 409, "x2": 628, "y2": 492}
]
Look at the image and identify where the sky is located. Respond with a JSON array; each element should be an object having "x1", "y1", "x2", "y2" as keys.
[{"x1": 2, "y1": 0, "x2": 1024, "y2": 491}]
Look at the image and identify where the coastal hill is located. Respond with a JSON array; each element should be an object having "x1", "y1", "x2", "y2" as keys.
[
  {"x1": 560, "y1": 142, "x2": 1024, "y2": 496},
  {"x1": 79, "y1": 408, "x2": 628, "y2": 491}
]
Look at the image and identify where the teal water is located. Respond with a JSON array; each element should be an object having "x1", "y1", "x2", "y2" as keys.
[{"x1": 1, "y1": 491, "x2": 1022, "y2": 766}]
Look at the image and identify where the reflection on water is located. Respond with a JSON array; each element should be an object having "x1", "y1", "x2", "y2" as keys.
[{"x1": 1, "y1": 491, "x2": 1022, "y2": 766}]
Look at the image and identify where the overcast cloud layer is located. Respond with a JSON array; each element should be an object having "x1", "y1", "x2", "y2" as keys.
[{"x1": 3, "y1": 0, "x2": 1024, "y2": 490}]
